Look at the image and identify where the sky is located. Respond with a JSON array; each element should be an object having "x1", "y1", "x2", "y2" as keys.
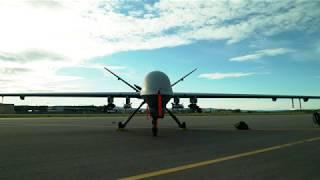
[{"x1": 0, "y1": 0, "x2": 320, "y2": 110}]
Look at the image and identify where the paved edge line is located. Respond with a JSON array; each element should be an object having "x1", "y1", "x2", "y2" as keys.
[{"x1": 119, "y1": 136, "x2": 320, "y2": 180}]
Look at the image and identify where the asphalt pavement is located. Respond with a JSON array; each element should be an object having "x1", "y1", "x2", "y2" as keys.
[{"x1": 0, "y1": 113, "x2": 319, "y2": 180}]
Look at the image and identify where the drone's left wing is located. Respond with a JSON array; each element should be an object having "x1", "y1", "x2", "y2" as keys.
[{"x1": 0, "y1": 92, "x2": 141, "y2": 99}]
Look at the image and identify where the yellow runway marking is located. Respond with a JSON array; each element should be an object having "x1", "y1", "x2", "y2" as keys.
[
  {"x1": 190, "y1": 127, "x2": 320, "y2": 131},
  {"x1": 120, "y1": 136, "x2": 320, "y2": 180}
]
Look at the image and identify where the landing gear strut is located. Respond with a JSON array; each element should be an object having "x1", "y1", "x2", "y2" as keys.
[
  {"x1": 152, "y1": 118, "x2": 158, "y2": 136},
  {"x1": 118, "y1": 101, "x2": 145, "y2": 129},
  {"x1": 166, "y1": 108, "x2": 187, "y2": 129},
  {"x1": 313, "y1": 112, "x2": 320, "y2": 127}
]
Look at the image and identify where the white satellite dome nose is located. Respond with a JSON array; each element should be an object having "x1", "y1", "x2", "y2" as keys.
[{"x1": 141, "y1": 71, "x2": 173, "y2": 96}]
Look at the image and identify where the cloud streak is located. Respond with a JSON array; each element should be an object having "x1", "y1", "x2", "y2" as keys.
[
  {"x1": 230, "y1": 48, "x2": 295, "y2": 62},
  {"x1": 0, "y1": 50, "x2": 65, "y2": 62},
  {"x1": 198, "y1": 72, "x2": 255, "y2": 80}
]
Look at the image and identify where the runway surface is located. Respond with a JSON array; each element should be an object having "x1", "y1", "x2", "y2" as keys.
[{"x1": 0, "y1": 113, "x2": 320, "y2": 180}]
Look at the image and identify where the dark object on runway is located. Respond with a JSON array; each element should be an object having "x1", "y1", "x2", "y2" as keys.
[
  {"x1": 234, "y1": 121, "x2": 250, "y2": 130},
  {"x1": 313, "y1": 112, "x2": 320, "y2": 127}
]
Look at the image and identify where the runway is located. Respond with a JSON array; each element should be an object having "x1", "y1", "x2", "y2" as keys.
[{"x1": 0, "y1": 113, "x2": 320, "y2": 180}]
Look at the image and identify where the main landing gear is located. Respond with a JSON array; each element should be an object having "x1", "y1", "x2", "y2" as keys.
[
  {"x1": 117, "y1": 101, "x2": 187, "y2": 136},
  {"x1": 118, "y1": 101, "x2": 145, "y2": 130},
  {"x1": 166, "y1": 108, "x2": 187, "y2": 129},
  {"x1": 117, "y1": 101, "x2": 159, "y2": 137}
]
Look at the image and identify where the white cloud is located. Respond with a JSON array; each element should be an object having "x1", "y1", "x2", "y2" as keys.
[
  {"x1": 230, "y1": 48, "x2": 295, "y2": 62},
  {"x1": 0, "y1": 0, "x2": 319, "y2": 92},
  {"x1": 198, "y1": 72, "x2": 255, "y2": 80}
]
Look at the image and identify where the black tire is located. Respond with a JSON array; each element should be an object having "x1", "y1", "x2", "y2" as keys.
[
  {"x1": 118, "y1": 122, "x2": 124, "y2": 129},
  {"x1": 180, "y1": 122, "x2": 186, "y2": 129},
  {"x1": 152, "y1": 128, "x2": 158, "y2": 136},
  {"x1": 234, "y1": 121, "x2": 249, "y2": 130}
]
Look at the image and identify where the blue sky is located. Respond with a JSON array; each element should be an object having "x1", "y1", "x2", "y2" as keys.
[{"x1": 0, "y1": 0, "x2": 320, "y2": 110}]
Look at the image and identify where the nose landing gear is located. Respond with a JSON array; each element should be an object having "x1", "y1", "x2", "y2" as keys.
[{"x1": 152, "y1": 118, "x2": 158, "y2": 136}]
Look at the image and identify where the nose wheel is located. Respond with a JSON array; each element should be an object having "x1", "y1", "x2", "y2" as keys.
[
  {"x1": 152, "y1": 127, "x2": 158, "y2": 136},
  {"x1": 180, "y1": 122, "x2": 186, "y2": 129}
]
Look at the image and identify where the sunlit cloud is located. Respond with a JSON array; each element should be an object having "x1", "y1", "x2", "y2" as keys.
[
  {"x1": 198, "y1": 72, "x2": 255, "y2": 80},
  {"x1": 0, "y1": 0, "x2": 319, "y2": 92},
  {"x1": 76, "y1": 63, "x2": 127, "y2": 70}
]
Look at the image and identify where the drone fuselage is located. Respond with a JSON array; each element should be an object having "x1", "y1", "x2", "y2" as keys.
[{"x1": 141, "y1": 71, "x2": 173, "y2": 119}]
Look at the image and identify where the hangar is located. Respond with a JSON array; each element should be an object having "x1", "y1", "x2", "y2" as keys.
[{"x1": 0, "y1": 104, "x2": 15, "y2": 114}]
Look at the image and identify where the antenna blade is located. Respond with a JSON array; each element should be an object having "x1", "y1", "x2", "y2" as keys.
[
  {"x1": 171, "y1": 68, "x2": 197, "y2": 87},
  {"x1": 104, "y1": 67, "x2": 140, "y2": 92},
  {"x1": 134, "y1": 84, "x2": 142, "y2": 91}
]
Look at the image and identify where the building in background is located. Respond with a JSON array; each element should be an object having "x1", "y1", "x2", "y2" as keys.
[{"x1": 0, "y1": 104, "x2": 15, "y2": 114}]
